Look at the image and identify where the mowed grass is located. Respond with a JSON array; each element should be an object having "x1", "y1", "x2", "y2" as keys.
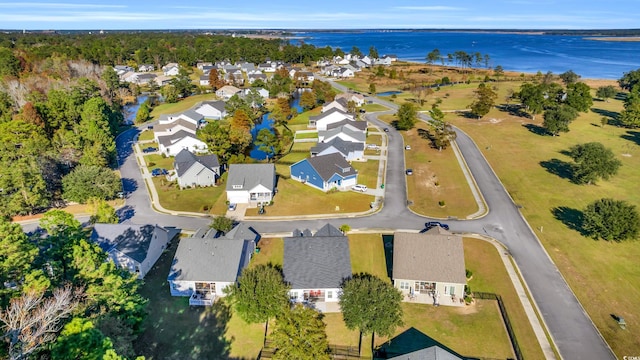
[
  {"x1": 250, "y1": 237, "x2": 284, "y2": 268},
  {"x1": 363, "y1": 103, "x2": 390, "y2": 112},
  {"x1": 138, "y1": 129, "x2": 155, "y2": 141},
  {"x1": 144, "y1": 154, "x2": 174, "y2": 170},
  {"x1": 150, "y1": 93, "x2": 218, "y2": 119},
  {"x1": 294, "y1": 131, "x2": 318, "y2": 139},
  {"x1": 152, "y1": 176, "x2": 227, "y2": 215},
  {"x1": 348, "y1": 233, "x2": 389, "y2": 281},
  {"x1": 447, "y1": 91, "x2": 640, "y2": 356},
  {"x1": 464, "y1": 238, "x2": 546, "y2": 359},
  {"x1": 351, "y1": 160, "x2": 380, "y2": 189}
]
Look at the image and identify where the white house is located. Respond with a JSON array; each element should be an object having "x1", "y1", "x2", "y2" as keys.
[
  {"x1": 199, "y1": 76, "x2": 210, "y2": 86},
  {"x1": 158, "y1": 109, "x2": 203, "y2": 126},
  {"x1": 335, "y1": 92, "x2": 365, "y2": 107},
  {"x1": 225, "y1": 163, "x2": 276, "y2": 208},
  {"x1": 90, "y1": 224, "x2": 180, "y2": 279},
  {"x1": 309, "y1": 108, "x2": 354, "y2": 130},
  {"x1": 242, "y1": 87, "x2": 269, "y2": 100},
  {"x1": 157, "y1": 131, "x2": 208, "y2": 156},
  {"x1": 138, "y1": 64, "x2": 155, "y2": 72},
  {"x1": 284, "y1": 224, "x2": 352, "y2": 313},
  {"x1": 216, "y1": 85, "x2": 241, "y2": 101},
  {"x1": 174, "y1": 149, "x2": 220, "y2": 188},
  {"x1": 168, "y1": 224, "x2": 258, "y2": 306},
  {"x1": 163, "y1": 65, "x2": 180, "y2": 76},
  {"x1": 153, "y1": 118, "x2": 197, "y2": 141},
  {"x1": 195, "y1": 100, "x2": 227, "y2": 120},
  {"x1": 322, "y1": 99, "x2": 349, "y2": 113},
  {"x1": 318, "y1": 125, "x2": 367, "y2": 144}
]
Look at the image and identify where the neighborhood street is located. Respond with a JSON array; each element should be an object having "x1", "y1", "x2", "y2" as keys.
[{"x1": 90, "y1": 83, "x2": 617, "y2": 359}]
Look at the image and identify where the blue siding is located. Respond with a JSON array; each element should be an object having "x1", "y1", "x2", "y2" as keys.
[{"x1": 290, "y1": 160, "x2": 324, "y2": 190}]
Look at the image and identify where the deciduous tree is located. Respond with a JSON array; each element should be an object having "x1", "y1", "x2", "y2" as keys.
[
  {"x1": 564, "y1": 82, "x2": 593, "y2": 112},
  {"x1": 619, "y1": 68, "x2": 640, "y2": 91},
  {"x1": 210, "y1": 216, "x2": 234, "y2": 234},
  {"x1": 88, "y1": 198, "x2": 119, "y2": 224},
  {"x1": 469, "y1": 83, "x2": 497, "y2": 119},
  {"x1": 619, "y1": 89, "x2": 640, "y2": 128},
  {"x1": 271, "y1": 305, "x2": 330, "y2": 360},
  {"x1": 543, "y1": 104, "x2": 578, "y2": 135},
  {"x1": 254, "y1": 128, "x2": 279, "y2": 161},
  {"x1": 595, "y1": 85, "x2": 617, "y2": 102},
  {"x1": 568, "y1": 142, "x2": 622, "y2": 184},
  {"x1": 396, "y1": 103, "x2": 417, "y2": 130},
  {"x1": 559, "y1": 70, "x2": 580, "y2": 85},
  {"x1": 62, "y1": 165, "x2": 121, "y2": 203},
  {"x1": 583, "y1": 198, "x2": 639, "y2": 241}
]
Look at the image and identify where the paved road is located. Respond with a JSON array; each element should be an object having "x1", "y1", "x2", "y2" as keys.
[{"x1": 54, "y1": 86, "x2": 614, "y2": 359}]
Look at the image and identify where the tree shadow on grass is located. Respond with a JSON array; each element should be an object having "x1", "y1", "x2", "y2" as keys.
[
  {"x1": 621, "y1": 130, "x2": 640, "y2": 146},
  {"x1": 381, "y1": 235, "x2": 394, "y2": 281},
  {"x1": 522, "y1": 123, "x2": 548, "y2": 136},
  {"x1": 551, "y1": 206, "x2": 587, "y2": 235},
  {"x1": 591, "y1": 108, "x2": 621, "y2": 126},
  {"x1": 496, "y1": 103, "x2": 529, "y2": 118},
  {"x1": 539, "y1": 159, "x2": 574, "y2": 181}
]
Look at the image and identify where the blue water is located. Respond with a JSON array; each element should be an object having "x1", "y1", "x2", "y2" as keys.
[
  {"x1": 377, "y1": 91, "x2": 402, "y2": 96},
  {"x1": 250, "y1": 97, "x2": 303, "y2": 160},
  {"x1": 123, "y1": 95, "x2": 149, "y2": 125},
  {"x1": 296, "y1": 31, "x2": 640, "y2": 79}
]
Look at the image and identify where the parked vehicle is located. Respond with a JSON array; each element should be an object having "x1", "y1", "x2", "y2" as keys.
[
  {"x1": 151, "y1": 168, "x2": 168, "y2": 176},
  {"x1": 352, "y1": 184, "x2": 368, "y2": 192},
  {"x1": 384, "y1": 128, "x2": 390, "y2": 132},
  {"x1": 406, "y1": 168, "x2": 413, "y2": 175},
  {"x1": 228, "y1": 203, "x2": 237, "y2": 211},
  {"x1": 405, "y1": 145, "x2": 411, "y2": 150},
  {"x1": 143, "y1": 147, "x2": 157, "y2": 153},
  {"x1": 425, "y1": 221, "x2": 450, "y2": 230}
]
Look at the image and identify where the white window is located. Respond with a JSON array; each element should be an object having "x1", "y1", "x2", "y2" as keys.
[
  {"x1": 232, "y1": 184, "x2": 242, "y2": 189},
  {"x1": 399, "y1": 281, "x2": 410, "y2": 290},
  {"x1": 290, "y1": 291, "x2": 298, "y2": 300},
  {"x1": 327, "y1": 291, "x2": 333, "y2": 299}
]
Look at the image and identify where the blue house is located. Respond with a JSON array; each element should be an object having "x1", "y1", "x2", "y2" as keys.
[{"x1": 290, "y1": 153, "x2": 358, "y2": 192}]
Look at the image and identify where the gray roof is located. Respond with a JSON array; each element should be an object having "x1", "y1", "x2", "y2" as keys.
[
  {"x1": 309, "y1": 107, "x2": 351, "y2": 121},
  {"x1": 283, "y1": 224, "x2": 352, "y2": 289},
  {"x1": 90, "y1": 224, "x2": 180, "y2": 263},
  {"x1": 154, "y1": 118, "x2": 197, "y2": 133},
  {"x1": 377, "y1": 327, "x2": 467, "y2": 360},
  {"x1": 157, "y1": 130, "x2": 199, "y2": 147},
  {"x1": 174, "y1": 149, "x2": 220, "y2": 177},
  {"x1": 302, "y1": 153, "x2": 357, "y2": 182},
  {"x1": 311, "y1": 138, "x2": 364, "y2": 156},
  {"x1": 168, "y1": 223, "x2": 258, "y2": 282},
  {"x1": 392, "y1": 231, "x2": 466, "y2": 284},
  {"x1": 225, "y1": 164, "x2": 275, "y2": 192},
  {"x1": 199, "y1": 100, "x2": 226, "y2": 112},
  {"x1": 326, "y1": 119, "x2": 368, "y2": 131},
  {"x1": 182, "y1": 109, "x2": 204, "y2": 121},
  {"x1": 137, "y1": 73, "x2": 157, "y2": 80},
  {"x1": 319, "y1": 126, "x2": 367, "y2": 143}
]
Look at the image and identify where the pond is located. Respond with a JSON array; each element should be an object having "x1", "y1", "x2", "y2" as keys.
[
  {"x1": 376, "y1": 90, "x2": 402, "y2": 97},
  {"x1": 122, "y1": 94, "x2": 150, "y2": 125},
  {"x1": 249, "y1": 96, "x2": 302, "y2": 160}
]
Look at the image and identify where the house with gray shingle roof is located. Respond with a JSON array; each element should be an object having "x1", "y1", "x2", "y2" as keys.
[
  {"x1": 290, "y1": 153, "x2": 358, "y2": 192},
  {"x1": 195, "y1": 100, "x2": 227, "y2": 120},
  {"x1": 318, "y1": 125, "x2": 366, "y2": 144},
  {"x1": 167, "y1": 223, "x2": 258, "y2": 306},
  {"x1": 90, "y1": 224, "x2": 180, "y2": 279},
  {"x1": 174, "y1": 149, "x2": 220, "y2": 188},
  {"x1": 393, "y1": 228, "x2": 466, "y2": 306},
  {"x1": 284, "y1": 224, "x2": 352, "y2": 313},
  {"x1": 157, "y1": 130, "x2": 208, "y2": 157},
  {"x1": 309, "y1": 108, "x2": 354, "y2": 130},
  {"x1": 311, "y1": 137, "x2": 364, "y2": 161},
  {"x1": 225, "y1": 163, "x2": 276, "y2": 207},
  {"x1": 374, "y1": 327, "x2": 469, "y2": 360}
]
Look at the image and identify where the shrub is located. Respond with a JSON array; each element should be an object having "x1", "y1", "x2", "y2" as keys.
[
  {"x1": 148, "y1": 162, "x2": 156, "y2": 167},
  {"x1": 465, "y1": 269, "x2": 473, "y2": 279},
  {"x1": 438, "y1": 200, "x2": 446, "y2": 207}
]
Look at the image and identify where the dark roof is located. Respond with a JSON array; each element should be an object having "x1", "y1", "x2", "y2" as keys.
[
  {"x1": 311, "y1": 137, "x2": 364, "y2": 156},
  {"x1": 375, "y1": 327, "x2": 467, "y2": 360},
  {"x1": 154, "y1": 118, "x2": 197, "y2": 133},
  {"x1": 309, "y1": 107, "x2": 351, "y2": 121},
  {"x1": 90, "y1": 224, "x2": 180, "y2": 263},
  {"x1": 392, "y1": 231, "x2": 466, "y2": 284},
  {"x1": 168, "y1": 223, "x2": 258, "y2": 282},
  {"x1": 157, "y1": 130, "x2": 199, "y2": 147},
  {"x1": 302, "y1": 153, "x2": 357, "y2": 182},
  {"x1": 174, "y1": 149, "x2": 220, "y2": 177},
  {"x1": 199, "y1": 100, "x2": 226, "y2": 112},
  {"x1": 137, "y1": 73, "x2": 157, "y2": 80},
  {"x1": 326, "y1": 119, "x2": 368, "y2": 131},
  {"x1": 335, "y1": 97, "x2": 349, "y2": 107},
  {"x1": 283, "y1": 224, "x2": 352, "y2": 289},
  {"x1": 225, "y1": 164, "x2": 275, "y2": 192}
]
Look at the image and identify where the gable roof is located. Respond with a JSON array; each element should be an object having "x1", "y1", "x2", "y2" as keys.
[
  {"x1": 310, "y1": 107, "x2": 352, "y2": 122},
  {"x1": 283, "y1": 224, "x2": 351, "y2": 289},
  {"x1": 157, "y1": 130, "x2": 202, "y2": 147},
  {"x1": 376, "y1": 327, "x2": 467, "y2": 360},
  {"x1": 320, "y1": 126, "x2": 367, "y2": 143},
  {"x1": 168, "y1": 231, "x2": 253, "y2": 283},
  {"x1": 326, "y1": 119, "x2": 367, "y2": 132},
  {"x1": 198, "y1": 100, "x2": 226, "y2": 112},
  {"x1": 154, "y1": 118, "x2": 197, "y2": 134},
  {"x1": 311, "y1": 137, "x2": 364, "y2": 156},
  {"x1": 90, "y1": 224, "x2": 180, "y2": 263},
  {"x1": 225, "y1": 163, "x2": 275, "y2": 192},
  {"x1": 303, "y1": 153, "x2": 357, "y2": 182},
  {"x1": 392, "y1": 231, "x2": 466, "y2": 284},
  {"x1": 174, "y1": 149, "x2": 220, "y2": 177}
]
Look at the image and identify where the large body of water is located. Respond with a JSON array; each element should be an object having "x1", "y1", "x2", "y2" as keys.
[{"x1": 297, "y1": 31, "x2": 640, "y2": 80}]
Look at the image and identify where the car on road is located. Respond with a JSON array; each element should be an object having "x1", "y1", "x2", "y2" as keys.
[
  {"x1": 359, "y1": 109, "x2": 366, "y2": 113},
  {"x1": 384, "y1": 128, "x2": 390, "y2": 132},
  {"x1": 425, "y1": 221, "x2": 449, "y2": 230},
  {"x1": 405, "y1": 145, "x2": 411, "y2": 150},
  {"x1": 228, "y1": 203, "x2": 237, "y2": 211},
  {"x1": 352, "y1": 184, "x2": 368, "y2": 192},
  {"x1": 151, "y1": 168, "x2": 168, "y2": 176},
  {"x1": 143, "y1": 147, "x2": 157, "y2": 153},
  {"x1": 405, "y1": 168, "x2": 413, "y2": 175}
]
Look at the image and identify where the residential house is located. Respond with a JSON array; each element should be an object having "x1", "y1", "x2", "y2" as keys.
[
  {"x1": 322, "y1": 98, "x2": 349, "y2": 113},
  {"x1": 295, "y1": 71, "x2": 314, "y2": 84},
  {"x1": 241, "y1": 87, "x2": 269, "y2": 101},
  {"x1": 335, "y1": 68, "x2": 355, "y2": 78},
  {"x1": 163, "y1": 64, "x2": 180, "y2": 76},
  {"x1": 309, "y1": 108, "x2": 354, "y2": 130},
  {"x1": 374, "y1": 327, "x2": 470, "y2": 360},
  {"x1": 318, "y1": 123, "x2": 367, "y2": 144},
  {"x1": 248, "y1": 72, "x2": 267, "y2": 85},
  {"x1": 195, "y1": 100, "x2": 227, "y2": 120},
  {"x1": 239, "y1": 62, "x2": 256, "y2": 72},
  {"x1": 153, "y1": 118, "x2": 198, "y2": 141},
  {"x1": 216, "y1": 85, "x2": 241, "y2": 101},
  {"x1": 224, "y1": 72, "x2": 245, "y2": 86},
  {"x1": 310, "y1": 137, "x2": 364, "y2": 162},
  {"x1": 154, "y1": 75, "x2": 173, "y2": 87},
  {"x1": 138, "y1": 64, "x2": 155, "y2": 72},
  {"x1": 284, "y1": 224, "x2": 352, "y2": 313},
  {"x1": 157, "y1": 130, "x2": 208, "y2": 156},
  {"x1": 174, "y1": 149, "x2": 220, "y2": 188},
  {"x1": 258, "y1": 62, "x2": 276, "y2": 73},
  {"x1": 167, "y1": 223, "x2": 258, "y2": 306},
  {"x1": 120, "y1": 71, "x2": 138, "y2": 83},
  {"x1": 393, "y1": 228, "x2": 467, "y2": 307},
  {"x1": 290, "y1": 152, "x2": 358, "y2": 192},
  {"x1": 158, "y1": 109, "x2": 203, "y2": 126},
  {"x1": 199, "y1": 76, "x2": 210, "y2": 86},
  {"x1": 335, "y1": 92, "x2": 365, "y2": 107},
  {"x1": 196, "y1": 62, "x2": 213, "y2": 70},
  {"x1": 114, "y1": 65, "x2": 134, "y2": 75},
  {"x1": 226, "y1": 163, "x2": 276, "y2": 207},
  {"x1": 374, "y1": 57, "x2": 392, "y2": 66},
  {"x1": 384, "y1": 54, "x2": 399, "y2": 62},
  {"x1": 135, "y1": 73, "x2": 157, "y2": 85},
  {"x1": 90, "y1": 224, "x2": 180, "y2": 279}
]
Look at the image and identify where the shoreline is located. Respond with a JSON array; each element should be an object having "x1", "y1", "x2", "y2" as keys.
[{"x1": 584, "y1": 36, "x2": 640, "y2": 42}]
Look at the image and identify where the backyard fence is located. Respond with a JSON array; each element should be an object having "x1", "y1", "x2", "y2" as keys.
[
  {"x1": 473, "y1": 292, "x2": 523, "y2": 360},
  {"x1": 259, "y1": 341, "x2": 364, "y2": 360}
]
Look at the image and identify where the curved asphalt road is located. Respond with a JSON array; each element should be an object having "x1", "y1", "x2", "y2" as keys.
[{"x1": 112, "y1": 83, "x2": 614, "y2": 359}]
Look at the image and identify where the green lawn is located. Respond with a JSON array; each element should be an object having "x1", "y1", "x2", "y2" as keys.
[
  {"x1": 448, "y1": 91, "x2": 640, "y2": 356},
  {"x1": 277, "y1": 151, "x2": 308, "y2": 166},
  {"x1": 363, "y1": 103, "x2": 390, "y2": 112},
  {"x1": 138, "y1": 129, "x2": 155, "y2": 141},
  {"x1": 290, "y1": 142, "x2": 316, "y2": 152},
  {"x1": 348, "y1": 234, "x2": 389, "y2": 281},
  {"x1": 351, "y1": 160, "x2": 379, "y2": 189},
  {"x1": 367, "y1": 134, "x2": 382, "y2": 146},
  {"x1": 250, "y1": 237, "x2": 284, "y2": 268},
  {"x1": 152, "y1": 176, "x2": 227, "y2": 215},
  {"x1": 294, "y1": 131, "x2": 318, "y2": 139},
  {"x1": 288, "y1": 106, "x2": 321, "y2": 131},
  {"x1": 150, "y1": 94, "x2": 218, "y2": 119},
  {"x1": 144, "y1": 154, "x2": 174, "y2": 170}
]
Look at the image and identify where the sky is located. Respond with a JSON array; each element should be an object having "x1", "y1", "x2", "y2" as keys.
[{"x1": 1, "y1": 0, "x2": 640, "y2": 30}]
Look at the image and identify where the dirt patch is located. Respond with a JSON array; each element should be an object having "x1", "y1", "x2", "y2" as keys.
[
  {"x1": 455, "y1": 301, "x2": 479, "y2": 315},
  {"x1": 489, "y1": 118, "x2": 502, "y2": 124}
]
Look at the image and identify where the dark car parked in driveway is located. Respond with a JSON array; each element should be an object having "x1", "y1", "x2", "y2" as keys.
[
  {"x1": 425, "y1": 221, "x2": 449, "y2": 230},
  {"x1": 143, "y1": 147, "x2": 157, "y2": 153},
  {"x1": 151, "y1": 168, "x2": 168, "y2": 176}
]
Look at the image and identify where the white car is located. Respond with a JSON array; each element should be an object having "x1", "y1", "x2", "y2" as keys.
[
  {"x1": 405, "y1": 145, "x2": 411, "y2": 150},
  {"x1": 352, "y1": 184, "x2": 368, "y2": 192}
]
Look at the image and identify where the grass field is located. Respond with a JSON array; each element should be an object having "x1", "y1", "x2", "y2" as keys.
[
  {"x1": 152, "y1": 176, "x2": 227, "y2": 215},
  {"x1": 294, "y1": 131, "x2": 318, "y2": 139},
  {"x1": 250, "y1": 237, "x2": 284, "y2": 268},
  {"x1": 351, "y1": 160, "x2": 380, "y2": 189},
  {"x1": 348, "y1": 234, "x2": 389, "y2": 281},
  {"x1": 444, "y1": 91, "x2": 639, "y2": 356},
  {"x1": 138, "y1": 129, "x2": 155, "y2": 141},
  {"x1": 150, "y1": 94, "x2": 218, "y2": 119},
  {"x1": 144, "y1": 154, "x2": 174, "y2": 171}
]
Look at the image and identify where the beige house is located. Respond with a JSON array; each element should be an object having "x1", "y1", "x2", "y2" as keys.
[{"x1": 393, "y1": 228, "x2": 467, "y2": 306}]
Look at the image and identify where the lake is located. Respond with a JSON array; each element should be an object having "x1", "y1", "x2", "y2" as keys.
[
  {"x1": 250, "y1": 97, "x2": 303, "y2": 160},
  {"x1": 296, "y1": 31, "x2": 640, "y2": 79}
]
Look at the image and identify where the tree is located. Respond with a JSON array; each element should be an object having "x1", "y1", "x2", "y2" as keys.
[
  {"x1": 62, "y1": 165, "x2": 121, "y2": 203},
  {"x1": 428, "y1": 104, "x2": 457, "y2": 150},
  {"x1": 78, "y1": 97, "x2": 117, "y2": 167},
  {"x1": 350, "y1": 46, "x2": 362, "y2": 57},
  {"x1": 0, "y1": 91, "x2": 15, "y2": 123},
  {"x1": 88, "y1": 198, "x2": 119, "y2": 224},
  {"x1": 583, "y1": 198, "x2": 639, "y2": 241},
  {"x1": 255, "y1": 128, "x2": 279, "y2": 161},
  {"x1": 0, "y1": 286, "x2": 79, "y2": 360},
  {"x1": 493, "y1": 65, "x2": 504, "y2": 80},
  {"x1": 51, "y1": 317, "x2": 115, "y2": 360},
  {"x1": 559, "y1": 70, "x2": 581, "y2": 85},
  {"x1": 226, "y1": 264, "x2": 290, "y2": 343},
  {"x1": 369, "y1": 83, "x2": 376, "y2": 94},
  {"x1": 619, "y1": 89, "x2": 640, "y2": 128},
  {"x1": 619, "y1": 68, "x2": 640, "y2": 91},
  {"x1": 171, "y1": 68, "x2": 194, "y2": 98},
  {"x1": 0, "y1": 220, "x2": 39, "y2": 306},
  {"x1": 134, "y1": 100, "x2": 150, "y2": 124},
  {"x1": 210, "y1": 216, "x2": 234, "y2": 234},
  {"x1": 396, "y1": 103, "x2": 417, "y2": 130},
  {"x1": 208, "y1": 68, "x2": 225, "y2": 90},
  {"x1": 564, "y1": 82, "x2": 593, "y2": 112},
  {"x1": 225, "y1": 95, "x2": 251, "y2": 119},
  {"x1": 340, "y1": 274, "x2": 403, "y2": 354},
  {"x1": 271, "y1": 305, "x2": 330, "y2": 360},
  {"x1": 368, "y1": 46, "x2": 379, "y2": 59},
  {"x1": 595, "y1": 85, "x2": 617, "y2": 102},
  {"x1": 0, "y1": 157, "x2": 50, "y2": 217},
  {"x1": 542, "y1": 104, "x2": 578, "y2": 135},
  {"x1": 198, "y1": 121, "x2": 233, "y2": 161},
  {"x1": 518, "y1": 82, "x2": 546, "y2": 120},
  {"x1": 271, "y1": 97, "x2": 292, "y2": 126},
  {"x1": 425, "y1": 49, "x2": 441, "y2": 66},
  {"x1": 160, "y1": 85, "x2": 178, "y2": 103},
  {"x1": 0, "y1": 47, "x2": 20, "y2": 78},
  {"x1": 101, "y1": 67, "x2": 120, "y2": 96},
  {"x1": 469, "y1": 83, "x2": 497, "y2": 119},
  {"x1": 230, "y1": 108, "x2": 252, "y2": 131},
  {"x1": 299, "y1": 90, "x2": 317, "y2": 110},
  {"x1": 568, "y1": 142, "x2": 622, "y2": 184}
]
